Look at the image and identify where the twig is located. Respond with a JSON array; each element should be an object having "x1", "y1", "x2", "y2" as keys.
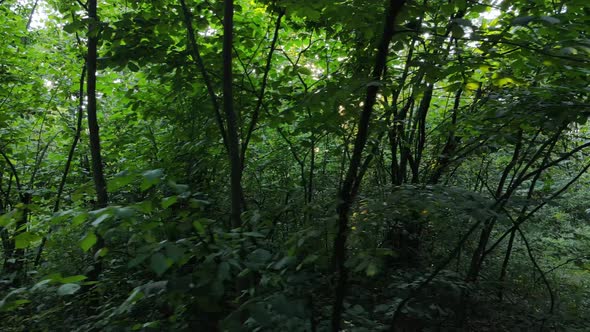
[
  {"x1": 516, "y1": 227, "x2": 554, "y2": 315},
  {"x1": 179, "y1": 0, "x2": 228, "y2": 150},
  {"x1": 389, "y1": 218, "x2": 484, "y2": 330},
  {"x1": 241, "y1": 8, "x2": 285, "y2": 165}
]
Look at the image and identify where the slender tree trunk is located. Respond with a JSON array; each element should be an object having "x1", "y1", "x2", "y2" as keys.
[
  {"x1": 466, "y1": 131, "x2": 524, "y2": 281},
  {"x1": 395, "y1": 98, "x2": 414, "y2": 185},
  {"x1": 87, "y1": 0, "x2": 107, "y2": 209},
  {"x1": 5, "y1": 192, "x2": 31, "y2": 285},
  {"x1": 497, "y1": 229, "x2": 516, "y2": 300},
  {"x1": 0, "y1": 174, "x2": 13, "y2": 275},
  {"x1": 86, "y1": 0, "x2": 107, "y2": 284},
  {"x1": 308, "y1": 132, "x2": 315, "y2": 205},
  {"x1": 429, "y1": 88, "x2": 462, "y2": 184},
  {"x1": 331, "y1": 1, "x2": 406, "y2": 330},
  {"x1": 387, "y1": 39, "x2": 416, "y2": 186},
  {"x1": 411, "y1": 84, "x2": 433, "y2": 183},
  {"x1": 305, "y1": 110, "x2": 316, "y2": 224},
  {"x1": 0, "y1": 152, "x2": 25, "y2": 283},
  {"x1": 34, "y1": 64, "x2": 87, "y2": 267},
  {"x1": 223, "y1": 0, "x2": 242, "y2": 229}
]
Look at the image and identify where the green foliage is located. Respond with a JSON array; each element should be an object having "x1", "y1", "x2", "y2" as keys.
[{"x1": 0, "y1": 0, "x2": 589, "y2": 331}]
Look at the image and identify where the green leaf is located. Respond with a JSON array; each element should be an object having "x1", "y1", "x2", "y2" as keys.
[
  {"x1": 150, "y1": 253, "x2": 170, "y2": 276},
  {"x1": 560, "y1": 47, "x2": 578, "y2": 55},
  {"x1": 297, "y1": 254, "x2": 319, "y2": 270},
  {"x1": 116, "y1": 287, "x2": 144, "y2": 315},
  {"x1": 0, "y1": 298, "x2": 30, "y2": 311},
  {"x1": 250, "y1": 303, "x2": 273, "y2": 327},
  {"x1": 273, "y1": 256, "x2": 295, "y2": 270},
  {"x1": 494, "y1": 77, "x2": 516, "y2": 87},
  {"x1": 14, "y1": 232, "x2": 41, "y2": 249},
  {"x1": 31, "y1": 279, "x2": 52, "y2": 291},
  {"x1": 91, "y1": 213, "x2": 110, "y2": 227},
  {"x1": 94, "y1": 247, "x2": 109, "y2": 259},
  {"x1": 301, "y1": 254, "x2": 318, "y2": 266},
  {"x1": 141, "y1": 169, "x2": 164, "y2": 191},
  {"x1": 189, "y1": 198, "x2": 209, "y2": 208},
  {"x1": 108, "y1": 171, "x2": 136, "y2": 191},
  {"x1": 540, "y1": 16, "x2": 560, "y2": 25},
  {"x1": 269, "y1": 294, "x2": 292, "y2": 316},
  {"x1": 192, "y1": 219, "x2": 206, "y2": 234},
  {"x1": 248, "y1": 249, "x2": 272, "y2": 264},
  {"x1": 452, "y1": 18, "x2": 473, "y2": 27},
  {"x1": 142, "y1": 322, "x2": 160, "y2": 329},
  {"x1": 451, "y1": 25, "x2": 465, "y2": 38},
  {"x1": 164, "y1": 243, "x2": 184, "y2": 262},
  {"x1": 512, "y1": 16, "x2": 534, "y2": 26},
  {"x1": 63, "y1": 21, "x2": 84, "y2": 34},
  {"x1": 61, "y1": 275, "x2": 87, "y2": 283},
  {"x1": 115, "y1": 207, "x2": 134, "y2": 219},
  {"x1": 72, "y1": 212, "x2": 88, "y2": 226},
  {"x1": 243, "y1": 231, "x2": 265, "y2": 238},
  {"x1": 366, "y1": 262, "x2": 378, "y2": 276},
  {"x1": 135, "y1": 200, "x2": 154, "y2": 213},
  {"x1": 0, "y1": 212, "x2": 14, "y2": 227},
  {"x1": 57, "y1": 283, "x2": 81, "y2": 296},
  {"x1": 0, "y1": 288, "x2": 27, "y2": 311},
  {"x1": 466, "y1": 82, "x2": 480, "y2": 91},
  {"x1": 128, "y1": 61, "x2": 140, "y2": 72},
  {"x1": 218, "y1": 261, "x2": 231, "y2": 280},
  {"x1": 80, "y1": 232, "x2": 97, "y2": 252},
  {"x1": 128, "y1": 254, "x2": 149, "y2": 268},
  {"x1": 161, "y1": 196, "x2": 178, "y2": 209},
  {"x1": 297, "y1": 66, "x2": 312, "y2": 75}
]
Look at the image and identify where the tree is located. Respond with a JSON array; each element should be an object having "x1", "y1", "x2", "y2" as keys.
[{"x1": 1, "y1": 0, "x2": 589, "y2": 331}]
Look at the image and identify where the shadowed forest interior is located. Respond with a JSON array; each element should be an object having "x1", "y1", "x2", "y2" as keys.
[{"x1": 1, "y1": 0, "x2": 589, "y2": 330}]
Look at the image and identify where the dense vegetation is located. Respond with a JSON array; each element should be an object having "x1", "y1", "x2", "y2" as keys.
[{"x1": 1, "y1": 0, "x2": 589, "y2": 330}]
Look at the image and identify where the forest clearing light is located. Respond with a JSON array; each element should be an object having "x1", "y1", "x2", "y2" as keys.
[
  {"x1": 20, "y1": 0, "x2": 49, "y2": 30},
  {"x1": 481, "y1": 8, "x2": 501, "y2": 20}
]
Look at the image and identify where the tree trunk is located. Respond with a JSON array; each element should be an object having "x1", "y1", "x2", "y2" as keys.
[
  {"x1": 87, "y1": 0, "x2": 107, "y2": 209},
  {"x1": 411, "y1": 84, "x2": 433, "y2": 183},
  {"x1": 331, "y1": 1, "x2": 406, "y2": 330},
  {"x1": 429, "y1": 88, "x2": 462, "y2": 184},
  {"x1": 497, "y1": 229, "x2": 516, "y2": 300},
  {"x1": 86, "y1": 0, "x2": 107, "y2": 283},
  {"x1": 223, "y1": 0, "x2": 242, "y2": 229}
]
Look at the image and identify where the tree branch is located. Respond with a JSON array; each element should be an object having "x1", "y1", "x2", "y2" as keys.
[
  {"x1": 241, "y1": 8, "x2": 285, "y2": 166},
  {"x1": 179, "y1": 0, "x2": 228, "y2": 151}
]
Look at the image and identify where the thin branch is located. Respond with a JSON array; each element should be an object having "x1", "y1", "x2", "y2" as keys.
[
  {"x1": 514, "y1": 141, "x2": 590, "y2": 190},
  {"x1": 29, "y1": 133, "x2": 59, "y2": 188},
  {"x1": 276, "y1": 127, "x2": 304, "y2": 168},
  {"x1": 241, "y1": 8, "x2": 285, "y2": 165},
  {"x1": 540, "y1": 255, "x2": 590, "y2": 279},
  {"x1": 25, "y1": 0, "x2": 39, "y2": 31},
  {"x1": 34, "y1": 64, "x2": 87, "y2": 267},
  {"x1": 0, "y1": 150, "x2": 22, "y2": 196},
  {"x1": 484, "y1": 161, "x2": 590, "y2": 256},
  {"x1": 179, "y1": 0, "x2": 228, "y2": 151},
  {"x1": 516, "y1": 227, "x2": 554, "y2": 314},
  {"x1": 389, "y1": 218, "x2": 484, "y2": 330},
  {"x1": 428, "y1": 33, "x2": 589, "y2": 64},
  {"x1": 76, "y1": 0, "x2": 88, "y2": 10}
]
